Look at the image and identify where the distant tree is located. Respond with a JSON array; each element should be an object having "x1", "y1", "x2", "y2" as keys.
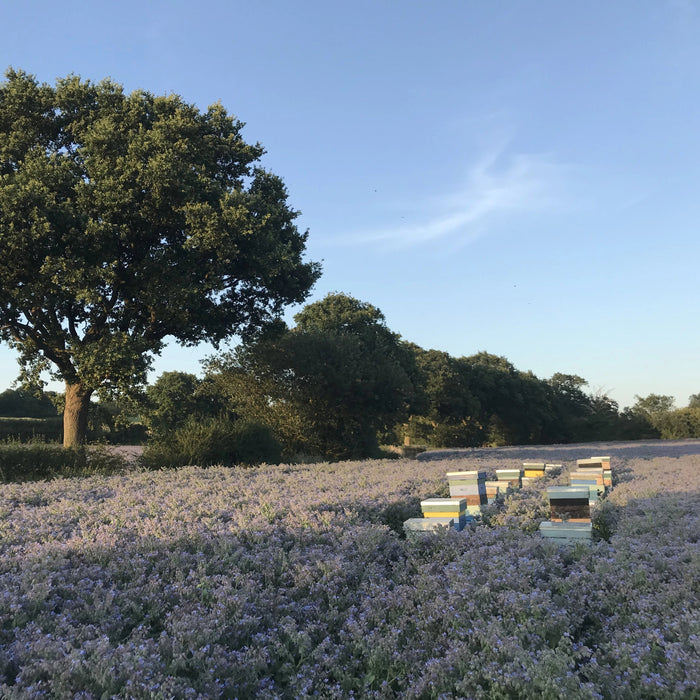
[
  {"x1": 617, "y1": 407, "x2": 660, "y2": 440},
  {"x1": 403, "y1": 346, "x2": 481, "y2": 447},
  {"x1": 688, "y1": 393, "x2": 700, "y2": 409},
  {"x1": 548, "y1": 373, "x2": 589, "y2": 405},
  {"x1": 0, "y1": 69, "x2": 320, "y2": 447},
  {"x1": 458, "y1": 352, "x2": 534, "y2": 445},
  {"x1": 632, "y1": 394, "x2": 676, "y2": 416},
  {"x1": 205, "y1": 294, "x2": 417, "y2": 460},
  {"x1": 517, "y1": 370, "x2": 556, "y2": 444},
  {"x1": 653, "y1": 407, "x2": 700, "y2": 439},
  {"x1": 0, "y1": 388, "x2": 57, "y2": 417},
  {"x1": 544, "y1": 373, "x2": 593, "y2": 442},
  {"x1": 584, "y1": 393, "x2": 623, "y2": 442},
  {"x1": 142, "y1": 371, "x2": 226, "y2": 437}
]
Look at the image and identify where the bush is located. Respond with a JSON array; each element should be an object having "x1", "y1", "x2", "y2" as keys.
[
  {"x1": 229, "y1": 420, "x2": 283, "y2": 466},
  {"x1": 0, "y1": 416, "x2": 63, "y2": 443},
  {"x1": 0, "y1": 442, "x2": 129, "y2": 482},
  {"x1": 141, "y1": 416, "x2": 282, "y2": 469},
  {"x1": 655, "y1": 407, "x2": 700, "y2": 439}
]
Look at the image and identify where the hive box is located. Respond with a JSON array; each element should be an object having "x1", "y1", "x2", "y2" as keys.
[
  {"x1": 547, "y1": 486, "x2": 591, "y2": 522},
  {"x1": 588, "y1": 456, "x2": 613, "y2": 487},
  {"x1": 545, "y1": 463, "x2": 563, "y2": 475},
  {"x1": 446, "y1": 470, "x2": 486, "y2": 483},
  {"x1": 421, "y1": 497, "x2": 467, "y2": 519},
  {"x1": 577, "y1": 458, "x2": 604, "y2": 468},
  {"x1": 403, "y1": 517, "x2": 456, "y2": 536},
  {"x1": 523, "y1": 462, "x2": 546, "y2": 478},
  {"x1": 496, "y1": 468, "x2": 522, "y2": 488},
  {"x1": 446, "y1": 471, "x2": 487, "y2": 505},
  {"x1": 569, "y1": 468, "x2": 605, "y2": 487},
  {"x1": 484, "y1": 480, "x2": 501, "y2": 504},
  {"x1": 539, "y1": 521, "x2": 593, "y2": 543},
  {"x1": 577, "y1": 458, "x2": 611, "y2": 485}
]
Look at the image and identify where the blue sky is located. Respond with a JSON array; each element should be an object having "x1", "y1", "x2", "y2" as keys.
[{"x1": 1, "y1": 0, "x2": 698, "y2": 410}]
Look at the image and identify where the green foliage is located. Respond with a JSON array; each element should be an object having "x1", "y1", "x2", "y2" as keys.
[
  {"x1": 632, "y1": 393, "x2": 676, "y2": 415},
  {"x1": 0, "y1": 416, "x2": 62, "y2": 442},
  {"x1": 200, "y1": 307, "x2": 669, "y2": 454},
  {"x1": 396, "y1": 347, "x2": 647, "y2": 448},
  {"x1": 688, "y1": 393, "x2": 700, "y2": 409},
  {"x1": 0, "y1": 388, "x2": 58, "y2": 417},
  {"x1": 458, "y1": 353, "x2": 540, "y2": 445},
  {"x1": 405, "y1": 347, "x2": 481, "y2": 444},
  {"x1": 0, "y1": 68, "x2": 320, "y2": 445},
  {"x1": 592, "y1": 500, "x2": 619, "y2": 542},
  {"x1": 617, "y1": 407, "x2": 660, "y2": 440},
  {"x1": 0, "y1": 442, "x2": 128, "y2": 482},
  {"x1": 626, "y1": 394, "x2": 700, "y2": 439},
  {"x1": 652, "y1": 407, "x2": 700, "y2": 439},
  {"x1": 293, "y1": 293, "x2": 387, "y2": 333},
  {"x1": 86, "y1": 402, "x2": 149, "y2": 445},
  {"x1": 141, "y1": 416, "x2": 281, "y2": 469},
  {"x1": 205, "y1": 293, "x2": 417, "y2": 461},
  {"x1": 141, "y1": 371, "x2": 226, "y2": 437}
]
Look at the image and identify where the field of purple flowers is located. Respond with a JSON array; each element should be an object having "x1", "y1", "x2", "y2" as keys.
[{"x1": 1, "y1": 439, "x2": 699, "y2": 698}]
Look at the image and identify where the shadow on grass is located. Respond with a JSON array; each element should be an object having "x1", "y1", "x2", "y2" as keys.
[{"x1": 308, "y1": 497, "x2": 424, "y2": 536}]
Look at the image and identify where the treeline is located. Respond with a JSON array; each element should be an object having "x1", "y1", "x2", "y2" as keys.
[
  {"x1": 2, "y1": 293, "x2": 698, "y2": 462},
  {"x1": 629, "y1": 393, "x2": 700, "y2": 440},
  {"x1": 127, "y1": 293, "x2": 700, "y2": 462}
]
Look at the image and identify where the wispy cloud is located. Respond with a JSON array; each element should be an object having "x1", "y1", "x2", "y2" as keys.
[{"x1": 331, "y1": 141, "x2": 567, "y2": 250}]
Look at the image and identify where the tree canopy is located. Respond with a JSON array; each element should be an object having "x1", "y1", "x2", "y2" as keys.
[
  {"x1": 0, "y1": 68, "x2": 320, "y2": 445},
  {"x1": 204, "y1": 293, "x2": 417, "y2": 460},
  {"x1": 632, "y1": 394, "x2": 676, "y2": 416},
  {"x1": 0, "y1": 388, "x2": 57, "y2": 418},
  {"x1": 140, "y1": 371, "x2": 227, "y2": 437}
]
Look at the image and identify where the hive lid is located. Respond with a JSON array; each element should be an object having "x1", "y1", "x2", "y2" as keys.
[
  {"x1": 547, "y1": 486, "x2": 590, "y2": 498},
  {"x1": 421, "y1": 498, "x2": 466, "y2": 507}
]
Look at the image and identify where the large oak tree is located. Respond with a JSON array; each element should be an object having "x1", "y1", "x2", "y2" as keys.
[{"x1": 0, "y1": 69, "x2": 320, "y2": 446}]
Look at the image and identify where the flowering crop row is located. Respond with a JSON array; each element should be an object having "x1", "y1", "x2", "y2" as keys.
[{"x1": 0, "y1": 440, "x2": 698, "y2": 698}]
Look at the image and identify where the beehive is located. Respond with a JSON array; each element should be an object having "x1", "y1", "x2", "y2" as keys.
[
  {"x1": 496, "y1": 468, "x2": 522, "y2": 488},
  {"x1": 522, "y1": 462, "x2": 546, "y2": 478},
  {"x1": 547, "y1": 486, "x2": 591, "y2": 523},
  {"x1": 569, "y1": 468, "x2": 605, "y2": 488},
  {"x1": 445, "y1": 471, "x2": 487, "y2": 513},
  {"x1": 539, "y1": 521, "x2": 593, "y2": 543},
  {"x1": 421, "y1": 497, "x2": 468, "y2": 529},
  {"x1": 484, "y1": 480, "x2": 501, "y2": 504},
  {"x1": 578, "y1": 457, "x2": 612, "y2": 487}
]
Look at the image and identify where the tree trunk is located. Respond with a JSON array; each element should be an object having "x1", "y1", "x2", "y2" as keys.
[{"x1": 63, "y1": 383, "x2": 93, "y2": 448}]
